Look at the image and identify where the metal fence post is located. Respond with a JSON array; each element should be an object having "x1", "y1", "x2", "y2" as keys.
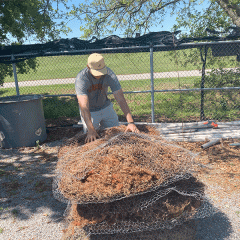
[
  {"x1": 150, "y1": 46, "x2": 155, "y2": 123},
  {"x1": 11, "y1": 54, "x2": 20, "y2": 96},
  {"x1": 200, "y1": 46, "x2": 208, "y2": 120}
]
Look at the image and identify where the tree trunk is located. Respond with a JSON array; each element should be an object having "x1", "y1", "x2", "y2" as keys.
[{"x1": 216, "y1": 0, "x2": 240, "y2": 27}]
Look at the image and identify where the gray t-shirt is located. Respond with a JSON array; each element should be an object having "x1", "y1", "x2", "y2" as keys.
[{"x1": 75, "y1": 67, "x2": 121, "y2": 112}]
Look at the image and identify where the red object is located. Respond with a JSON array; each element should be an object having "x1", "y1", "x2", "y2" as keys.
[
  {"x1": 211, "y1": 122, "x2": 218, "y2": 128},
  {"x1": 203, "y1": 120, "x2": 218, "y2": 128}
]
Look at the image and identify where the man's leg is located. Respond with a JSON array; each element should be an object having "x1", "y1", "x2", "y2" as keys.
[
  {"x1": 80, "y1": 110, "x2": 102, "y2": 134},
  {"x1": 100, "y1": 103, "x2": 119, "y2": 129}
]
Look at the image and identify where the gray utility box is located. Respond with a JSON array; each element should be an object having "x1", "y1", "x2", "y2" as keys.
[{"x1": 0, "y1": 95, "x2": 47, "y2": 148}]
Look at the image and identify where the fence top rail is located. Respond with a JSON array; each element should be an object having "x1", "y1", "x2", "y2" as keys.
[{"x1": 1, "y1": 39, "x2": 240, "y2": 59}]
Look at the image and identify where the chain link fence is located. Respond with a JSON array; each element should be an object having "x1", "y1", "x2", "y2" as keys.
[{"x1": 1, "y1": 40, "x2": 240, "y2": 123}]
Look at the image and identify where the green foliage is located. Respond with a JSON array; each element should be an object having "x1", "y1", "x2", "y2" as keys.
[
  {"x1": 193, "y1": 67, "x2": 240, "y2": 114},
  {"x1": 36, "y1": 140, "x2": 40, "y2": 149},
  {"x1": 0, "y1": 58, "x2": 38, "y2": 86},
  {"x1": 204, "y1": 68, "x2": 240, "y2": 88},
  {"x1": 70, "y1": 0, "x2": 239, "y2": 38},
  {"x1": 0, "y1": 0, "x2": 69, "y2": 43},
  {"x1": 173, "y1": 1, "x2": 232, "y2": 38},
  {"x1": 71, "y1": 0, "x2": 185, "y2": 38},
  {"x1": 0, "y1": 63, "x2": 13, "y2": 86},
  {"x1": 0, "y1": 0, "x2": 71, "y2": 85}
]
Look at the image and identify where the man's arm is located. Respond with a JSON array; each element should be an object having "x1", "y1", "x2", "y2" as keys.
[
  {"x1": 77, "y1": 95, "x2": 99, "y2": 142},
  {"x1": 113, "y1": 89, "x2": 140, "y2": 133}
]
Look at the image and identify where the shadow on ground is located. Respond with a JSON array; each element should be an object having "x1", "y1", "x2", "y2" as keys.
[
  {"x1": 0, "y1": 146, "x2": 67, "y2": 224},
  {"x1": 0, "y1": 124, "x2": 236, "y2": 240}
]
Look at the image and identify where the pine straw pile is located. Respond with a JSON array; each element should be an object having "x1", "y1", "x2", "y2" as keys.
[
  {"x1": 57, "y1": 125, "x2": 159, "y2": 159},
  {"x1": 66, "y1": 177, "x2": 204, "y2": 230},
  {"x1": 54, "y1": 125, "x2": 196, "y2": 204},
  {"x1": 61, "y1": 177, "x2": 206, "y2": 239},
  {"x1": 67, "y1": 191, "x2": 201, "y2": 234},
  {"x1": 53, "y1": 125, "x2": 210, "y2": 239}
]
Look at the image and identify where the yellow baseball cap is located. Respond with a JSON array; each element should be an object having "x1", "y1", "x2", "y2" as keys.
[{"x1": 88, "y1": 53, "x2": 107, "y2": 76}]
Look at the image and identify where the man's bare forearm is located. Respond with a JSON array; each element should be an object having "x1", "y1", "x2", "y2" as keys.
[
  {"x1": 113, "y1": 89, "x2": 134, "y2": 123},
  {"x1": 77, "y1": 95, "x2": 95, "y2": 131},
  {"x1": 113, "y1": 89, "x2": 140, "y2": 133},
  {"x1": 81, "y1": 107, "x2": 95, "y2": 131},
  {"x1": 118, "y1": 102, "x2": 134, "y2": 123}
]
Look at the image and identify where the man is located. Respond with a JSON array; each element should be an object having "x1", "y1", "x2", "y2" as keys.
[{"x1": 75, "y1": 53, "x2": 140, "y2": 143}]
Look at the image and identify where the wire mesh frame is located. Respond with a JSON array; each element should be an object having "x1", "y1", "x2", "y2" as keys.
[{"x1": 2, "y1": 40, "x2": 240, "y2": 123}]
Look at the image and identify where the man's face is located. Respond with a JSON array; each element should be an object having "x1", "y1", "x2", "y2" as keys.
[{"x1": 87, "y1": 65, "x2": 103, "y2": 79}]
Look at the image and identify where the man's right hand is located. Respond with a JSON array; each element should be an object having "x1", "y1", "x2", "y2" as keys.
[{"x1": 85, "y1": 128, "x2": 100, "y2": 143}]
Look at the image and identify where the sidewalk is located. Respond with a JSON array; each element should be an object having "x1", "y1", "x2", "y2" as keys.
[{"x1": 1, "y1": 70, "x2": 203, "y2": 88}]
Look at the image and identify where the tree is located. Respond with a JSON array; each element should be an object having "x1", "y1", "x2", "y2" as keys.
[
  {"x1": 0, "y1": 0, "x2": 71, "y2": 44},
  {"x1": 216, "y1": 0, "x2": 240, "y2": 27},
  {"x1": 70, "y1": 0, "x2": 240, "y2": 38},
  {"x1": 0, "y1": 0, "x2": 70, "y2": 87}
]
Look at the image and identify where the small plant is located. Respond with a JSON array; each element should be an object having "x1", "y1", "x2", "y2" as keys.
[
  {"x1": 3, "y1": 180, "x2": 21, "y2": 195},
  {"x1": 24, "y1": 196, "x2": 32, "y2": 200},
  {"x1": 34, "y1": 180, "x2": 48, "y2": 192},
  {"x1": 12, "y1": 209, "x2": 18, "y2": 217},
  {"x1": 36, "y1": 140, "x2": 40, "y2": 149},
  {"x1": 0, "y1": 169, "x2": 7, "y2": 176},
  {"x1": 9, "y1": 190, "x2": 17, "y2": 196},
  {"x1": 0, "y1": 228, "x2": 3, "y2": 233}
]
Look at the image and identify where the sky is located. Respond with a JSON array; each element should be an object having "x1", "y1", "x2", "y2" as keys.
[
  {"x1": 20, "y1": 0, "x2": 207, "y2": 44},
  {"x1": 51, "y1": 0, "x2": 185, "y2": 41},
  {"x1": 62, "y1": 12, "x2": 178, "y2": 40}
]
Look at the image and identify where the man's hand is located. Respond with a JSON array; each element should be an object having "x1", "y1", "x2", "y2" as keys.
[
  {"x1": 85, "y1": 128, "x2": 100, "y2": 143},
  {"x1": 125, "y1": 123, "x2": 140, "y2": 133}
]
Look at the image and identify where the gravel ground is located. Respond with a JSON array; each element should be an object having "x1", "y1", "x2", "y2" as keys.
[
  {"x1": 0, "y1": 137, "x2": 239, "y2": 240},
  {"x1": 0, "y1": 142, "x2": 66, "y2": 240}
]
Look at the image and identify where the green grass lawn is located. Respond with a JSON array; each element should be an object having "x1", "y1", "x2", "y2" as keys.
[
  {"x1": 3, "y1": 49, "x2": 238, "y2": 83},
  {"x1": 41, "y1": 90, "x2": 240, "y2": 123},
  {"x1": 2, "y1": 47, "x2": 240, "y2": 124},
  {"x1": 0, "y1": 76, "x2": 200, "y2": 97},
  {"x1": 2, "y1": 75, "x2": 238, "y2": 123}
]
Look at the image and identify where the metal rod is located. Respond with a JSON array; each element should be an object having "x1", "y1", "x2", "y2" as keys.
[
  {"x1": 150, "y1": 47, "x2": 155, "y2": 123},
  {"x1": 229, "y1": 143, "x2": 240, "y2": 147},
  {"x1": 119, "y1": 86, "x2": 240, "y2": 94},
  {"x1": 44, "y1": 85, "x2": 240, "y2": 98},
  {"x1": 1, "y1": 40, "x2": 240, "y2": 59},
  {"x1": 11, "y1": 54, "x2": 20, "y2": 96},
  {"x1": 201, "y1": 139, "x2": 221, "y2": 149}
]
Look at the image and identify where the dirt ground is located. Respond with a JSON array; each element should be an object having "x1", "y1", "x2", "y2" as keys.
[
  {"x1": 43, "y1": 118, "x2": 240, "y2": 239},
  {"x1": 44, "y1": 117, "x2": 240, "y2": 197},
  {"x1": 0, "y1": 117, "x2": 239, "y2": 240}
]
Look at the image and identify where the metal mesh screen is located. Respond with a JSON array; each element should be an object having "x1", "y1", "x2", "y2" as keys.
[
  {"x1": 1, "y1": 41, "x2": 240, "y2": 123},
  {"x1": 52, "y1": 125, "x2": 217, "y2": 238}
]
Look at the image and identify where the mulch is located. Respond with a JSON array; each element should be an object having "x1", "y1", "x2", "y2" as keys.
[
  {"x1": 44, "y1": 118, "x2": 240, "y2": 239},
  {"x1": 55, "y1": 125, "x2": 196, "y2": 203},
  {"x1": 45, "y1": 118, "x2": 240, "y2": 196}
]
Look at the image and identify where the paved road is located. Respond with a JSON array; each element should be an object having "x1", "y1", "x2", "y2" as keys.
[{"x1": 1, "y1": 70, "x2": 203, "y2": 89}]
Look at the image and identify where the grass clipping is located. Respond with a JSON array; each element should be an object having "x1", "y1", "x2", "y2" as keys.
[{"x1": 55, "y1": 125, "x2": 196, "y2": 204}]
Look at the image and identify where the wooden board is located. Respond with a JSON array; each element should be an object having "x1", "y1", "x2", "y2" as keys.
[
  {"x1": 158, "y1": 121, "x2": 240, "y2": 142},
  {"x1": 130, "y1": 121, "x2": 240, "y2": 142}
]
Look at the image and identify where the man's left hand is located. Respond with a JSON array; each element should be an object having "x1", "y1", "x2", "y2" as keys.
[{"x1": 125, "y1": 123, "x2": 140, "y2": 133}]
